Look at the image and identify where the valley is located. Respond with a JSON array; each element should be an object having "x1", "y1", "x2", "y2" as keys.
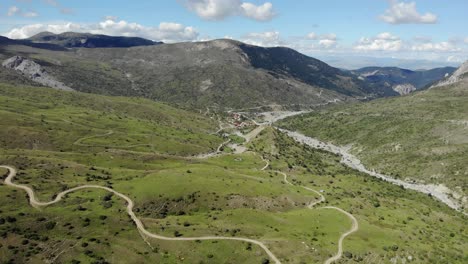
[
  {"x1": 0, "y1": 84, "x2": 466, "y2": 263},
  {"x1": 0, "y1": 23, "x2": 467, "y2": 264}
]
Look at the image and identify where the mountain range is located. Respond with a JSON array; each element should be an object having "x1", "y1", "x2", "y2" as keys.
[
  {"x1": 353, "y1": 66, "x2": 456, "y2": 95},
  {"x1": 1, "y1": 31, "x2": 467, "y2": 263},
  {"x1": 0, "y1": 32, "x2": 460, "y2": 109}
]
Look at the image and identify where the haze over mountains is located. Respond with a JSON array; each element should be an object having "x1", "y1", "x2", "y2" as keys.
[
  {"x1": 353, "y1": 66, "x2": 456, "y2": 95},
  {"x1": 0, "y1": 32, "x2": 460, "y2": 110}
]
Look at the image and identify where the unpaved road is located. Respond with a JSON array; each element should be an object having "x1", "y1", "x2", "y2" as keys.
[
  {"x1": 0, "y1": 165, "x2": 281, "y2": 264},
  {"x1": 194, "y1": 138, "x2": 231, "y2": 159},
  {"x1": 75, "y1": 130, "x2": 229, "y2": 160},
  {"x1": 74, "y1": 130, "x2": 152, "y2": 149},
  {"x1": 244, "y1": 125, "x2": 267, "y2": 143},
  {"x1": 260, "y1": 158, "x2": 359, "y2": 264}
]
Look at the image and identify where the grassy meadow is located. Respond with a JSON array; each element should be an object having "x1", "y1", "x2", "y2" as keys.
[{"x1": 0, "y1": 85, "x2": 466, "y2": 263}]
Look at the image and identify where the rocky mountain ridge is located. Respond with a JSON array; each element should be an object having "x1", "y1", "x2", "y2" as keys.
[
  {"x1": 0, "y1": 32, "x2": 459, "y2": 109},
  {"x1": 431, "y1": 60, "x2": 468, "y2": 88}
]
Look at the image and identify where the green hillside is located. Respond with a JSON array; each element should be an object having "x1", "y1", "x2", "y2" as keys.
[
  {"x1": 280, "y1": 81, "x2": 468, "y2": 202},
  {"x1": 0, "y1": 84, "x2": 222, "y2": 156},
  {"x1": 0, "y1": 85, "x2": 466, "y2": 264}
]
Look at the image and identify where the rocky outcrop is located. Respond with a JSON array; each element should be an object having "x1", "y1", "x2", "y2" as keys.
[
  {"x1": 431, "y1": 60, "x2": 468, "y2": 88},
  {"x1": 392, "y1": 83, "x2": 416, "y2": 95},
  {"x1": 2, "y1": 56, "x2": 73, "y2": 91}
]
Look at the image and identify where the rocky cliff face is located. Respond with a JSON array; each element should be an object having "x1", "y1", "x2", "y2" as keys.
[
  {"x1": 431, "y1": 61, "x2": 468, "y2": 88},
  {"x1": 392, "y1": 83, "x2": 416, "y2": 95},
  {"x1": 2, "y1": 56, "x2": 73, "y2": 91}
]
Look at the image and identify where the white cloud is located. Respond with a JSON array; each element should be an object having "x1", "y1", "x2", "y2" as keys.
[
  {"x1": 7, "y1": 5, "x2": 39, "y2": 17},
  {"x1": 354, "y1": 32, "x2": 403, "y2": 51},
  {"x1": 321, "y1": 33, "x2": 337, "y2": 41},
  {"x1": 411, "y1": 41, "x2": 460, "y2": 52},
  {"x1": 319, "y1": 39, "x2": 337, "y2": 49},
  {"x1": 23, "y1": 11, "x2": 39, "y2": 17},
  {"x1": 380, "y1": 0, "x2": 437, "y2": 24},
  {"x1": 447, "y1": 56, "x2": 464, "y2": 63},
  {"x1": 465, "y1": 37, "x2": 468, "y2": 45},
  {"x1": 306, "y1": 32, "x2": 317, "y2": 40},
  {"x1": 5, "y1": 23, "x2": 82, "y2": 39},
  {"x1": 240, "y1": 2, "x2": 275, "y2": 21},
  {"x1": 304, "y1": 32, "x2": 338, "y2": 49},
  {"x1": 242, "y1": 31, "x2": 283, "y2": 46},
  {"x1": 8, "y1": 6, "x2": 21, "y2": 16},
  {"x1": 4, "y1": 20, "x2": 199, "y2": 43},
  {"x1": 184, "y1": 0, "x2": 240, "y2": 20},
  {"x1": 104, "y1": 15, "x2": 119, "y2": 21},
  {"x1": 43, "y1": 0, "x2": 74, "y2": 15},
  {"x1": 44, "y1": 0, "x2": 59, "y2": 7},
  {"x1": 183, "y1": 0, "x2": 275, "y2": 21},
  {"x1": 306, "y1": 32, "x2": 336, "y2": 41}
]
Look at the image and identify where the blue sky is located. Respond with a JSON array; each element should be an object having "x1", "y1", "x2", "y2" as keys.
[{"x1": 1, "y1": 0, "x2": 467, "y2": 66}]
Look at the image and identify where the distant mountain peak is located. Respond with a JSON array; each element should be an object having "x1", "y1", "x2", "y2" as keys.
[{"x1": 27, "y1": 31, "x2": 162, "y2": 48}]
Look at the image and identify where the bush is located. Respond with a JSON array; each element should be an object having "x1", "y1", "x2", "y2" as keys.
[
  {"x1": 102, "y1": 193, "x2": 113, "y2": 201},
  {"x1": 6, "y1": 216, "x2": 16, "y2": 223},
  {"x1": 45, "y1": 221, "x2": 56, "y2": 230}
]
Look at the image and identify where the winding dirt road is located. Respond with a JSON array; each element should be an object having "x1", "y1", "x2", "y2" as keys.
[
  {"x1": 74, "y1": 130, "x2": 152, "y2": 149},
  {"x1": 259, "y1": 157, "x2": 359, "y2": 264},
  {"x1": 0, "y1": 165, "x2": 281, "y2": 264},
  {"x1": 3, "y1": 116, "x2": 358, "y2": 263}
]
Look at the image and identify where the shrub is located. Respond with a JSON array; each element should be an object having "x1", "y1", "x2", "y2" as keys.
[{"x1": 45, "y1": 221, "x2": 56, "y2": 230}]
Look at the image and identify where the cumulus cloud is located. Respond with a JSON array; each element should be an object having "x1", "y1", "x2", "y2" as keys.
[
  {"x1": 241, "y1": 31, "x2": 283, "y2": 46},
  {"x1": 306, "y1": 32, "x2": 336, "y2": 40},
  {"x1": 411, "y1": 41, "x2": 460, "y2": 52},
  {"x1": 43, "y1": 0, "x2": 74, "y2": 15},
  {"x1": 104, "y1": 15, "x2": 119, "y2": 21},
  {"x1": 23, "y1": 11, "x2": 39, "y2": 17},
  {"x1": 4, "y1": 20, "x2": 199, "y2": 43},
  {"x1": 240, "y1": 2, "x2": 275, "y2": 21},
  {"x1": 319, "y1": 39, "x2": 337, "y2": 49},
  {"x1": 183, "y1": 0, "x2": 275, "y2": 21},
  {"x1": 465, "y1": 37, "x2": 468, "y2": 45},
  {"x1": 354, "y1": 32, "x2": 463, "y2": 55},
  {"x1": 305, "y1": 32, "x2": 338, "y2": 49},
  {"x1": 380, "y1": 0, "x2": 437, "y2": 24},
  {"x1": 5, "y1": 23, "x2": 82, "y2": 39},
  {"x1": 8, "y1": 6, "x2": 21, "y2": 16},
  {"x1": 306, "y1": 32, "x2": 317, "y2": 40},
  {"x1": 44, "y1": 0, "x2": 59, "y2": 7},
  {"x1": 7, "y1": 6, "x2": 39, "y2": 17},
  {"x1": 447, "y1": 56, "x2": 465, "y2": 63},
  {"x1": 354, "y1": 32, "x2": 403, "y2": 51}
]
